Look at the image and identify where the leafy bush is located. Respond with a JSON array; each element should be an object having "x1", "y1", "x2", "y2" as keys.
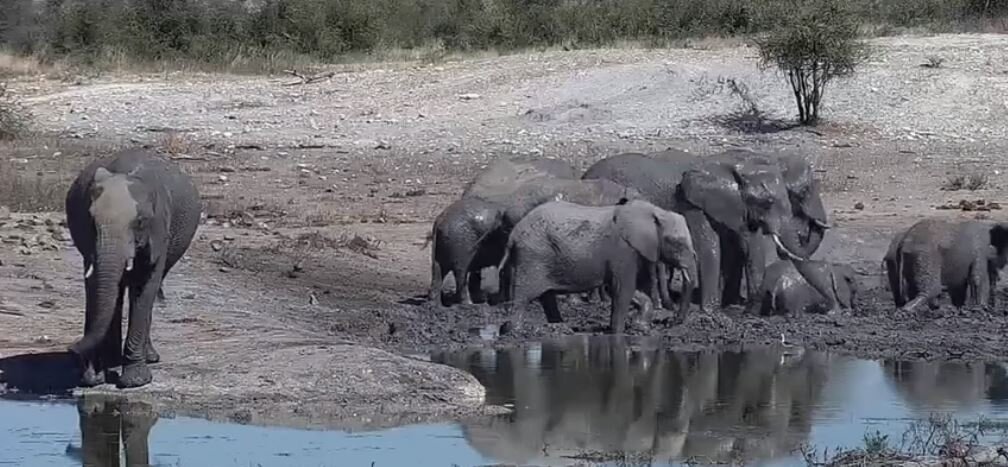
[{"x1": 754, "y1": 0, "x2": 870, "y2": 125}]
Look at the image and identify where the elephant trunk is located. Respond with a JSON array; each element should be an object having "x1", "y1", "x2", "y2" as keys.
[
  {"x1": 70, "y1": 230, "x2": 130, "y2": 357},
  {"x1": 677, "y1": 252, "x2": 698, "y2": 316}
]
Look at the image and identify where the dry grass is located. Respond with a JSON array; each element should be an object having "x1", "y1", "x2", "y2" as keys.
[
  {"x1": 941, "y1": 171, "x2": 990, "y2": 191},
  {"x1": 0, "y1": 158, "x2": 69, "y2": 212}
]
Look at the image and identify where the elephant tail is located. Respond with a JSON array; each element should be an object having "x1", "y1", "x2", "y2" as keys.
[
  {"x1": 420, "y1": 229, "x2": 435, "y2": 250},
  {"x1": 497, "y1": 237, "x2": 514, "y2": 273}
]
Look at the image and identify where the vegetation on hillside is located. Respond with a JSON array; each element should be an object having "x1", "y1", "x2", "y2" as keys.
[{"x1": 0, "y1": 0, "x2": 1004, "y2": 71}]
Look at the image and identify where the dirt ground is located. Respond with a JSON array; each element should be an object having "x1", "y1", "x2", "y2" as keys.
[{"x1": 4, "y1": 33, "x2": 1008, "y2": 428}]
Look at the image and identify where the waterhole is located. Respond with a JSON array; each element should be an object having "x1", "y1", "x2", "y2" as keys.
[{"x1": 3, "y1": 336, "x2": 1008, "y2": 466}]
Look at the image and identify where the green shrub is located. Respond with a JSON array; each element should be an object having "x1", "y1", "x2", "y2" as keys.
[{"x1": 754, "y1": 0, "x2": 870, "y2": 125}]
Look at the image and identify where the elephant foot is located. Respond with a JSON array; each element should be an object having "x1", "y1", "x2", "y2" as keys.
[
  {"x1": 145, "y1": 344, "x2": 160, "y2": 364},
  {"x1": 79, "y1": 365, "x2": 105, "y2": 388},
  {"x1": 117, "y1": 362, "x2": 153, "y2": 389}
]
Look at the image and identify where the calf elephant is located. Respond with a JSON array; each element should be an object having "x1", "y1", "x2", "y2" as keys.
[
  {"x1": 886, "y1": 218, "x2": 1008, "y2": 312},
  {"x1": 498, "y1": 199, "x2": 697, "y2": 334},
  {"x1": 751, "y1": 259, "x2": 858, "y2": 316},
  {"x1": 426, "y1": 197, "x2": 507, "y2": 305},
  {"x1": 65, "y1": 148, "x2": 202, "y2": 388}
]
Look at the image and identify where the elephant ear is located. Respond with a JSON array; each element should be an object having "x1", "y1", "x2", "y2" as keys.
[
  {"x1": 145, "y1": 188, "x2": 170, "y2": 268},
  {"x1": 990, "y1": 223, "x2": 1008, "y2": 257},
  {"x1": 677, "y1": 164, "x2": 746, "y2": 232},
  {"x1": 614, "y1": 201, "x2": 660, "y2": 263}
]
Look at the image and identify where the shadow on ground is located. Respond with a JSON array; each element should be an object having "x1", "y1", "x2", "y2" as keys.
[{"x1": 0, "y1": 351, "x2": 81, "y2": 396}]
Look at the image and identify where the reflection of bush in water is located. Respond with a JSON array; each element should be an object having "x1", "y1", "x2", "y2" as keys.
[
  {"x1": 452, "y1": 339, "x2": 831, "y2": 464},
  {"x1": 882, "y1": 360, "x2": 1008, "y2": 410}
]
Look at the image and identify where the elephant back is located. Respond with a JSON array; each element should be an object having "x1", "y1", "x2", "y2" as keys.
[
  {"x1": 582, "y1": 152, "x2": 697, "y2": 211},
  {"x1": 462, "y1": 157, "x2": 576, "y2": 199}
]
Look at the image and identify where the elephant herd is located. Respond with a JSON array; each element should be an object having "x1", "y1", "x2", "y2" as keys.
[
  {"x1": 430, "y1": 147, "x2": 1008, "y2": 333},
  {"x1": 45, "y1": 144, "x2": 1008, "y2": 391}
]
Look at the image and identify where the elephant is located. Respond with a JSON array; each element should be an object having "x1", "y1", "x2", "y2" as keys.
[
  {"x1": 497, "y1": 199, "x2": 697, "y2": 334},
  {"x1": 675, "y1": 158, "x2": 804, "y2": 312},
  {"x1": 429, "y1": 177, "x2": 639, "y2": 306},
  {"x1": 750, "y1": 259, "x2": 859, "y2": 316},
  {"x1": 65, "y1": 148, "x2": 202, "y2": 389},
  {"x1": 426, "y1": 196, "x2": 507, "y2": 305},
  {"x1": 462, "y1": 157, "x2": 577, "y2": 199},
  {"x1": 582, "y1": 149, "x2": 823, "y2": 311},
  {"x1": 67, "y1": 396, "x2": 158, "y2": 467},
  {"x1": 886, "y1": 218, "x2": 1008, "y2": 312}
]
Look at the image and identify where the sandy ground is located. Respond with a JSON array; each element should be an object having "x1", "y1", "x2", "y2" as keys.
[{"x1": 3, "y1": 33, "x2": 1008, "y2": 427}]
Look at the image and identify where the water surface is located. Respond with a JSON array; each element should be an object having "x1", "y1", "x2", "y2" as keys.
[{"x1": 3, "y1": 337, "x2": 1008, "y2": 466}]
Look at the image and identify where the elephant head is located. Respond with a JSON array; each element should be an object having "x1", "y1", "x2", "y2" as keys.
[
  {"x1": 614, "y1": 200, "x2": 698, "y2": 313},
  {"x1": 677, "y1": 160, "x2": 804, "y2": 260},
  {"x1": 69, "y1": 167, "x2": 169, "y2": 360},
  {"x1": 777, "y1": 154, "x2": 829, "y2": 257}
]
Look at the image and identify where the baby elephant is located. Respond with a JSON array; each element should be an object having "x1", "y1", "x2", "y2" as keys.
[
  {"x1": 498, "y1": 199, "x2": 697, "y2": 335},
  {"x1": 752, "y1": 259, "x2": 858, "y2": 316},
  {"x1": 426, "y1": 197, "x2": 506, "y2": 305},
  {"x1": 886, "y1": 219, "x2": 1008, "y2": 311}
]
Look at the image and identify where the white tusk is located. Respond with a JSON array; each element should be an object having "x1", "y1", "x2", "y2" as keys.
[
  {"x1": 125, "y1": 258, "x2": 134, "y2": 272},
  {"x1": 773, "y1": 234, "x2": 804, "y2": 261},
  {"x1": 812, "y1": 218, "x2": 831, "y2": 229},
  {"x1": 682, "y1": 270, "x2": 691, "y2": 284},
  {"x1": 84, "y1": 265, "x2": 94, "y2": 279}
]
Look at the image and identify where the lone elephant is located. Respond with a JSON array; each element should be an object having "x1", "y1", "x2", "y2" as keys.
[
  {"x1": 65, "y1": 149, "x2": 202, "y2": 388},
  {"x1": 498, "y1": 199, "x2": 697, "y2": 335},
  {"x1": 751, "y1": 259, "x2": 859, "y2": 316},
  {"x1": 886, "y1": 218, "x2": 1008, "y2": 312}
]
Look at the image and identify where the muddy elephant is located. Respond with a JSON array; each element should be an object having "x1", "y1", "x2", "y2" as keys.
[
  {"x1": 65, "y1": 149, "x2": 202, "y2": 388},
  {"x1": 426, "y1": 197, "x2": 507, "y2": 305},
  {"x1": 582, "y1": 149, "x2": 822, "y2": 312},
  {"x1": 885, "y1": 218, "x2": 1008, "y2": 312},
  {"x1": 430, "y1": 177, "x2": 639, "y2": 305},
  {"x1": 498, "y1": 199, "x2": 697, "y2": 334},
  {"x1": 751, "y1": 259, "x2": 859, "y2": 316},
  {"x1": 66, "y1": 396, "x2": 158, "y2": 467}
]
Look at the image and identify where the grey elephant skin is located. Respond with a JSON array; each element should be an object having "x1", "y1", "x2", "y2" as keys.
[
  {"x1": 498, "y1": 199, "x2": 696, "y2": 334},
  {"x1": 462, "y1": 157, "x2": 577, "y2": 199},
  {"x1": 67, "y1": 396, "x2": 158, "y2": 467},
  {"x1": 582, "y1": 149, "x2": 824, "y2": 312},
  {"x1": 752, "y1": 259, "x2": 858, "y2": 316},
  {"x1": 65, "y1": 149, "x2": 202, "y2": 389},
  {"x1": 885, "y1": 218, "x2": 1008, "y2": 311},
  {"x1": 429, "y1": 177, "x2": 636, "y2": 305}
]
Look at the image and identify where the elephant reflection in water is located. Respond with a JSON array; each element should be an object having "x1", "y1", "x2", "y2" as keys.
[
  {"x1": 882, "y1": 360, "x2": 1008, "y2": 411},
  {"x1": 64, "y1": 395, "x2": 158, "y2": 467},
  {"x1": 451, "y1": 338, "x2": 832, "y2": 465}
]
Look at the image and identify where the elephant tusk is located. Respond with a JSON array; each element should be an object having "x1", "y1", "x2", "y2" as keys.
[
  {"x1": 125, "y1": 258, "x2": 134, "y2": 272},
  {"x1": 681, "y1": 269, "x2": 691, "y2": 284},
  {"x1": 812, "y1": 218, "x2": 831, "y2": 229},
  {"x1": 773, "y1": 234, "x2": 804, "y2": 262},
  {"x1": 84, "y1": 265, "x2": 94, "y2": 279}
]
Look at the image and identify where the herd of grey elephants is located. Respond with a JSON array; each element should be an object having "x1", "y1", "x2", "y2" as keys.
[
  {"x1": 49, "y1": 142, "x2": 1008, "y2": 391},
  {"x1": 429, "y1": 147, "x2": 1008, "y2": 333}
]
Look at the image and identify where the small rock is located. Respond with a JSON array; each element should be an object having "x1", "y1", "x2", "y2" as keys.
[
  {"x1": 458, "y1": 93, "x2": 481, "y2": 101},
  {"x1": 218, "y1": 175, "x2": 229, "y2": 183},
  {"x1": 182, "y1": 292, "x2": 197, "y2": 300},
  {"x1": 37, "y1": 300, "x2": 56, "y2": 309},
  {"x1": 854, "y1": 202, "x2": 865, "y2": 210},
  {"x1": 210, "y1": 240, "x2": 224, "y2": 252},
  {"x1": 223, "y1": 234, "x2": 236, "y2": 241},
  {"x1": 219, "y1": 267, "x2": 231, "y2": 273},
  {"x1": 375, "y1": 140, "x2": 391, "y2": 150}
]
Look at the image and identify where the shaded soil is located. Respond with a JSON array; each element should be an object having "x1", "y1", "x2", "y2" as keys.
[{"x1": 3, "y1": 33, "x2": 1008, "y2": 429}]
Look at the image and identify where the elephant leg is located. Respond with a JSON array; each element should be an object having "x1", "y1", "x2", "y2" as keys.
[
  {"x1": 429, "y1": 258, "x2": 445, "y2": 304},
  {"x1": 796, "y1": 262, "x2": 840, "y2": 313},
  {"x1": 885, "y1": 258, "x2": 906, "y2": 308},
  {"x1": 742, "y1": 232, "x2": 767, "y2": 305},
  {"x1": 609, "y1": 273, "x2": 637, "y2": 335},
  {"x1": 119, "y1": 270, "x2": 163, "y2": 389},
  {"x1": 453, "y1": 266, "x2": 473, "y2": 305},
  {"x1": 968, "y1": 259, "x2": 990, "y2": 308},
  {"x1": 900, "y1": 253, "x2": 941, "y2": 313},
  {"x1": 685, "y1": 211, "x2": 721, "y2": 312},
  {"x1": 720, "y1": 234, "x2": 744, "y2": 306},
  {"x1": 539, "y1": 292, "x2": 563, "y2": 323},
  {"x1": 500, "y1": 266, "x2": 543, "y2": 335}
]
